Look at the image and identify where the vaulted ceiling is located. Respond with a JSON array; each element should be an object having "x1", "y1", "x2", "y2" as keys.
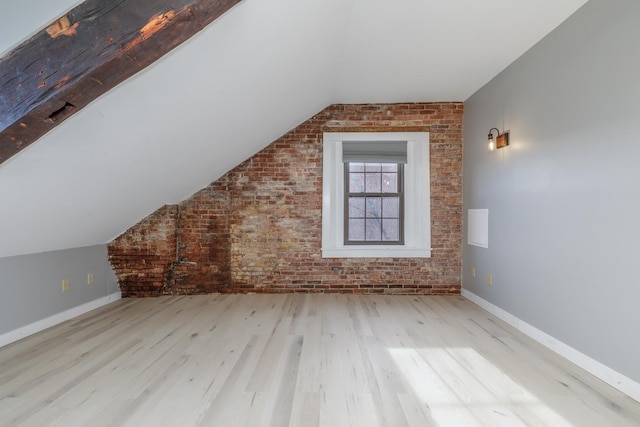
[{"x1": 0, "y1": 0, "x2": 588, "y2": 258}]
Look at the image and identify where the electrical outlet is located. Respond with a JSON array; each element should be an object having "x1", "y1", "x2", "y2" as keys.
[
  {"x1": 487, "y1": 274, "x2": 493, "y2": 286},
  {"x1": 87, "y1": 273, "x2": 94, "y2": 285},
  {"x1": 471, "y1": 267, "x2": 476, "y2": 278},
  {"x1": 62, "y1": 279, "x2": 70, "y2": 292}
]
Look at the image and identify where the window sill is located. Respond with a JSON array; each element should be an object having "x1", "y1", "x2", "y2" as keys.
[{"x1": 322, "y1": 246, "x2": 432, "y2": 258}]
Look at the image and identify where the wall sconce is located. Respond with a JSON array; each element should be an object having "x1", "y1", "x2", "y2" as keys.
[{"x1": 487, "y1": 128, "x2": 509, "y2": 151}]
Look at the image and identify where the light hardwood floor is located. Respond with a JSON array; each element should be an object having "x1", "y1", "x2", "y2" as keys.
[{"x1": 1, "y1": 294, "x2": 639, "y2": 426}]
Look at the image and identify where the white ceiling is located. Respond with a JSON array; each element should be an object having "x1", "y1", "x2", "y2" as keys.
[{"x1": 0, "y1": 0, "x2": 588, "y2": 258}]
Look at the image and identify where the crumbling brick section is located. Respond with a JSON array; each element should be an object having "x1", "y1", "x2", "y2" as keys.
[
  {"x1": 108, "y1": 103, "x2": 463, "y2": 296},
  {"x1": 171, "y1": 181, "x2": 232, "y2": 294},
  {"x1": 108, "y1": 205, "x2": 178, "y2": 297}
]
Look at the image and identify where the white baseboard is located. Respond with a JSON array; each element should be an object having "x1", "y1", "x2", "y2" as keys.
[
  {"x1": 0, "y1": 292, "x2": 122, "y2": 348},
  {"x1": 461, "y1": 289, "x2": 640, "y2": 403}
]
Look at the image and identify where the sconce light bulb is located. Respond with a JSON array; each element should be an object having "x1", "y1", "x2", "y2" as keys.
[{"x1": 488, "y1": 138, "x2": 495, "y2": 151}]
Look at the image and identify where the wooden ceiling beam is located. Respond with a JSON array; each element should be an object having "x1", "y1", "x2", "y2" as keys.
[{"x1": 0, "y1": 0, "x2": 241, "y2": 165}]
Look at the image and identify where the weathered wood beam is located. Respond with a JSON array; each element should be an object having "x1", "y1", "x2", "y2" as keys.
[{"x1": 0, "y1": 0, "x2": 241, "y2": 165}]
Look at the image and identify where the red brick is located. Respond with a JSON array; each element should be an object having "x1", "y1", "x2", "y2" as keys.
[{"x1": 108, "y1": 103, "x2": 463, "y2": 296}]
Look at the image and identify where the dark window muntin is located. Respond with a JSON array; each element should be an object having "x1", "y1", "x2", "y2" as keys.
[{"x1": 344, "y1": 162, "x2": 405, "y2": 245}]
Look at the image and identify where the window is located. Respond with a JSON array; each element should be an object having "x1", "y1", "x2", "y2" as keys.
[
  {"x1": 322, "y1": 132, "x2": 431, "y2": 258},
  {"x1": 345, "y1": 162, "x2": 404, "y2": 245}
]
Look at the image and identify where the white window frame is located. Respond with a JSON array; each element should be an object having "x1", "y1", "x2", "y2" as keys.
[{"x1": 322, "y1": 132, "x2": 431, "y2": 258}]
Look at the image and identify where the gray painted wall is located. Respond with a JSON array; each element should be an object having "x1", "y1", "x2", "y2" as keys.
[
  {"x1": 463, "y1": 0, "x2": 640, "y2": 383},
  {"x1": 0, "y1": 244, "x2": 119, "y2": 335}
]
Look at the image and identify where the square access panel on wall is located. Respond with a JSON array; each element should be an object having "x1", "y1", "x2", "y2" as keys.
[{"x1": 468, "y1": 209, "x2": 489, "y2": 248}]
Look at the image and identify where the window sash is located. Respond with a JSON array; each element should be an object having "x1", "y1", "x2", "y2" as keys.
[{"x1": 344, "y1": 162, "x2": 405, "y2": 245}]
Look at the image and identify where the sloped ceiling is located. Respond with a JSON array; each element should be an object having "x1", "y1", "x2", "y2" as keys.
[{"x1": 0, "y1": 0, "x2": 588, "y2": 258}]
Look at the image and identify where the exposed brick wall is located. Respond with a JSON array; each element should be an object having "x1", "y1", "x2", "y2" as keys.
[
  {"x1": 172, "y1": 181, "x2": 232, "y2": 294},
  {"x1": 108, "y1": 205, "x2": 178, "y2": 297},
  {"x1": 108, "y1": 103, "x2": 463, "y2": 296}
]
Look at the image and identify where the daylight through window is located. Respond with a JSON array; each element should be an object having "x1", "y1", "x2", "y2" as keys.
[{"x1": 344, "y1": 162, "x2": 404, "y2": 244}]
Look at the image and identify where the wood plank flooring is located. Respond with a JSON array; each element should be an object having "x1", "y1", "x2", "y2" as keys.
[{"x1": 1, "y1": 294, "x2": 639, "y2": 426}]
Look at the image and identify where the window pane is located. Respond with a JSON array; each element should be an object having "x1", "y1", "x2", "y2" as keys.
[
  {"x1": 381, "y1": 163, "x2": 398, "y2": 172},
  {"x1": 349, "y1": 173, "x2": 365, "y2": 192},
  {"x1": 366, "y1": 218, "x2": 382, "y2": 240},
  {"x1": 365, "y1": 173, "x2": 381, "y2": 193},
  {"x1": 365, "y1": 163, "x2": 382, "y2": 172},
  {"x1": 348, "y1": 197, "x2": 365, "y2": 217},
  {"x1": 365, "y1": 197, "x2": 382, "y2": 219},
  {"x1": 349, "y1": 163, "x2": 365, "y2": 172},
  {"x1": 382, "y1": 173, "x2": 397, "y2": 193},
  {"x1": 349, "y1": 219, "x2": 365, "y2": 240},
  {"x1": 382, "y1": 197, "x2": 400, "y2": 218},
  {"x1": 382, "y1": 219, "x2": 400, "y2": 241}
]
